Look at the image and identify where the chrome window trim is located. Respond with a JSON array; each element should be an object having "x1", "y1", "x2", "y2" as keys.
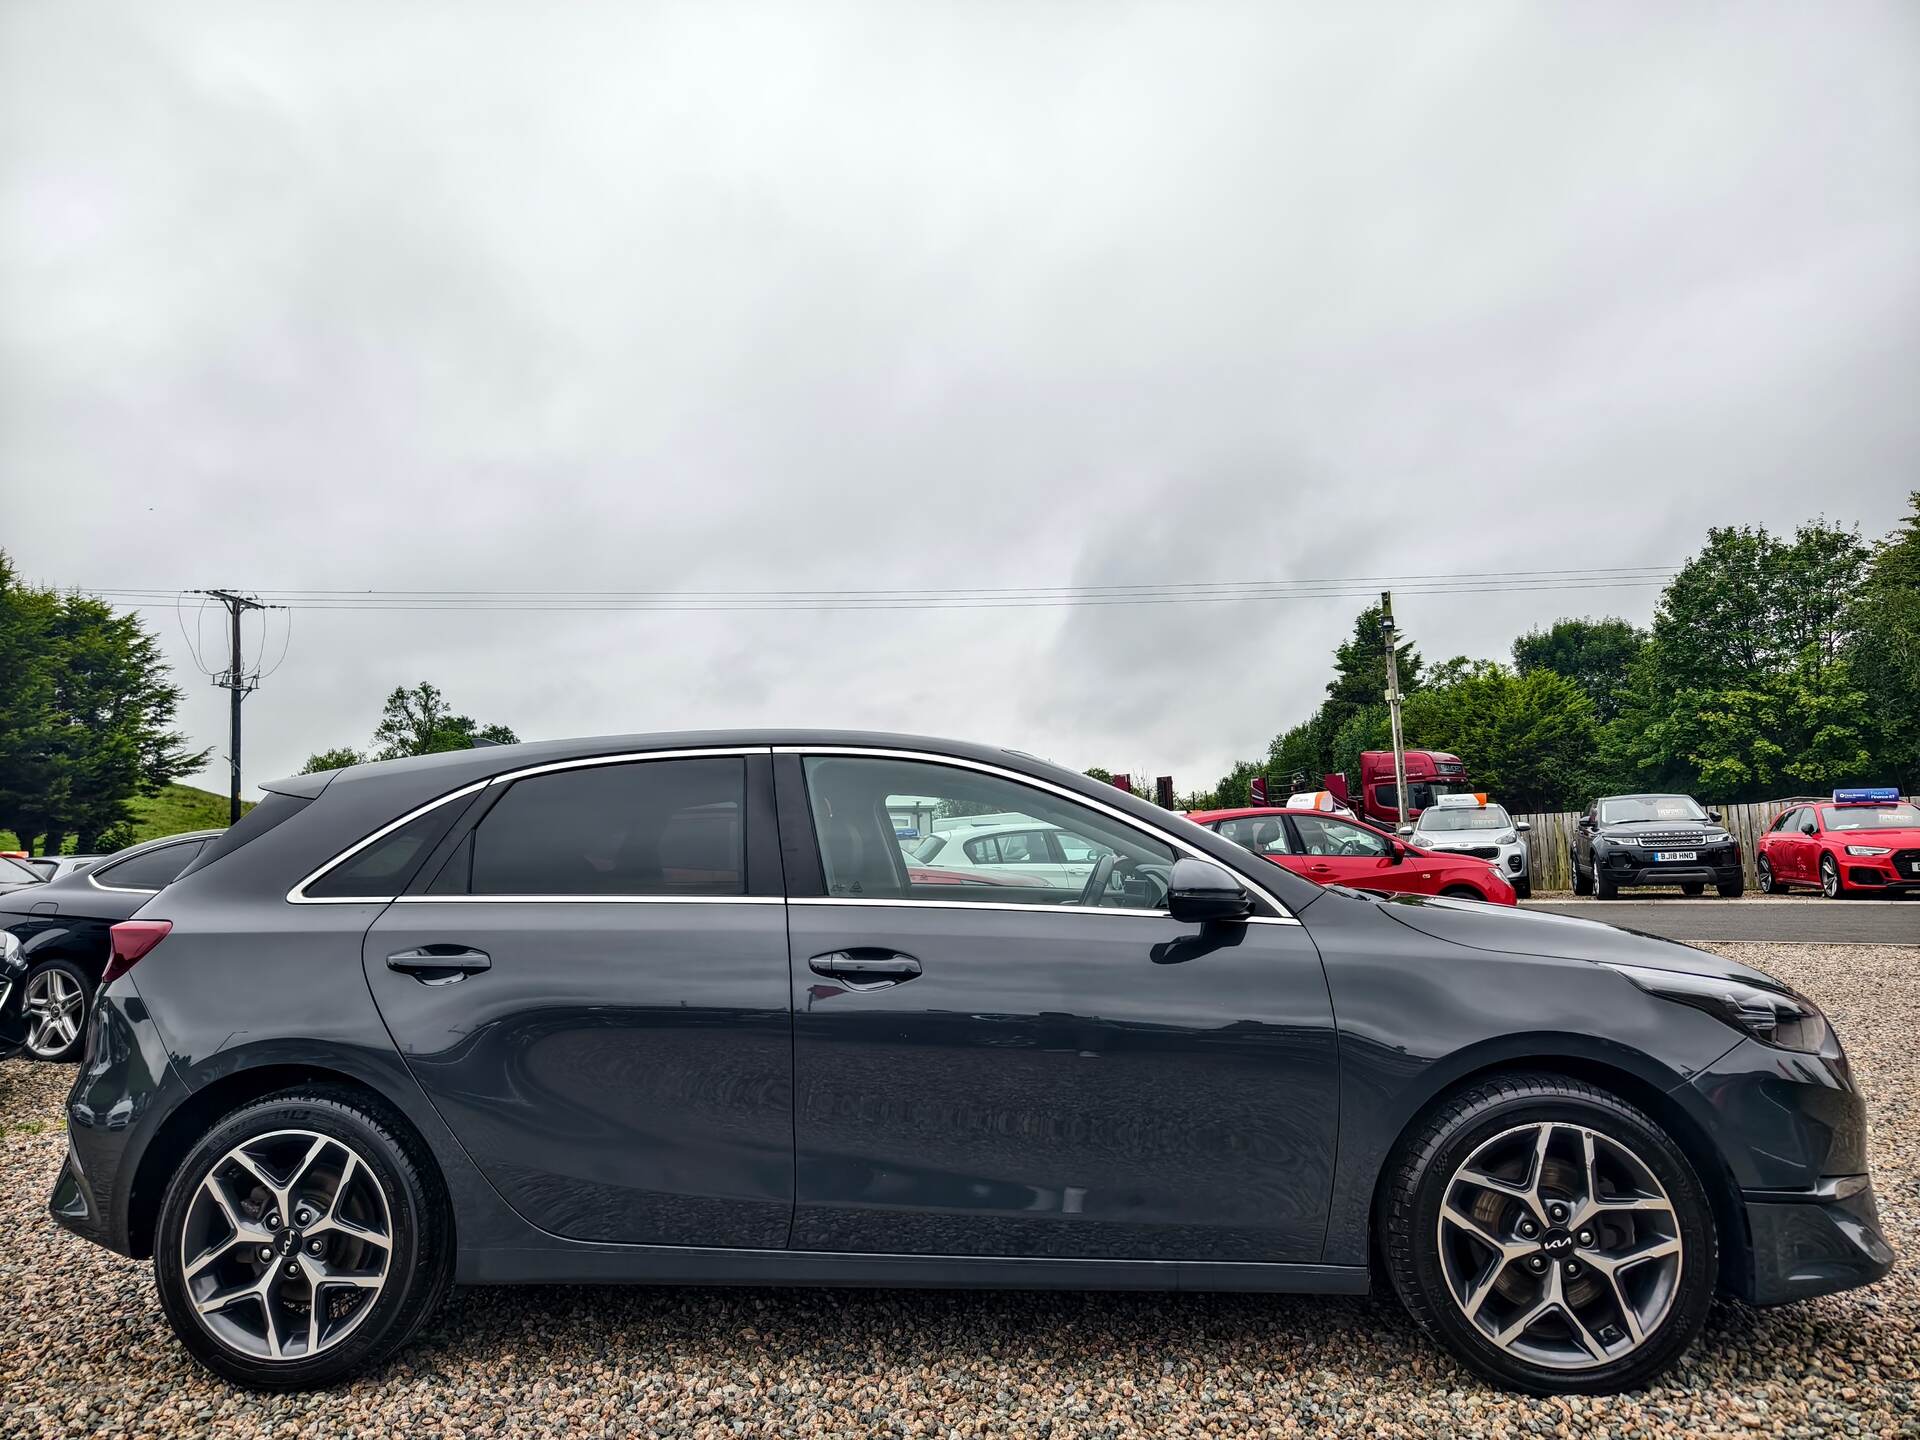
[
  {"x1": 393, "y1": 894, "x2": 780, "y2": 906},
  {"x1": 87, "y1": 839, "x2": 200, "y2": 896},
  {"x1": 782, "y1": 745, "x2": 1296, "y2": 921},
  {"x1": 786, "y1": 897, "x2": 1301, "y2": 925},
  {"x1": 287, "y1": 747, "x2": 770, "y2": 905}
]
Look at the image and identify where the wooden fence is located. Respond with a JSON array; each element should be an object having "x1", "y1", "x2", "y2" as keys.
[{"x1": 1510, "y1": 796, "x2": 1916, "y2": 892}]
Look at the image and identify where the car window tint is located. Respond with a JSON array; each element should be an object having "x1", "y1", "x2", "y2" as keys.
[
  {"x1": 1291, "y1": 816, "x2": 1389, "y2": 858},
  {"x1": 305, "y1": 807, "x2": 459, "y2": 899},
  {"x1": 468, "y1": 757, "x2": 745, "y2": 897},
  {"x1": 804, "y1": 756, "x2": 1174, "y2": 908},
  {"x1": 1771, "y1": 808, "x2": 1800, "y2": 833},
  {"x1": 94, "y1": 840, "x2": 206, "y2": 891}
]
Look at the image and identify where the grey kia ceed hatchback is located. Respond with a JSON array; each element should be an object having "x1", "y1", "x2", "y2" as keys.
[{"x1": 48, "y1": 733, "x2": 1890, "y2": 1392}]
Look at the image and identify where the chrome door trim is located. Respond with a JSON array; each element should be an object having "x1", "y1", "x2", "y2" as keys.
[{"x1": 780, "y1": 745, "x2": 1296, "y2": 921}]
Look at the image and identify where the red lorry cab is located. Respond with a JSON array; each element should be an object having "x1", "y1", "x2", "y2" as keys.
[{"x1": 1324, "y1": 750, "x2": 1469, "y2": 830}]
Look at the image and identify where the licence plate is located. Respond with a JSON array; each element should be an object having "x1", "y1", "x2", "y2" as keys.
[{"x1": 1653, "y1": 850, "x2": 1697, "y2": 862}]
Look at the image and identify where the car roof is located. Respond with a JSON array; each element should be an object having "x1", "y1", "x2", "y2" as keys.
[{"x1": 1187, "y1": 806, "x2": 1368, "y2": 824}]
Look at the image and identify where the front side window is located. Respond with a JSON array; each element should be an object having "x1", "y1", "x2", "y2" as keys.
[
  {"x1": 804, "y1": 756, "x2": 1174, "y2": 908},
  {"x1": 94, "y1": 840, "x2": 205, "y2": 892},
  {"x1": 1291, "y1": 816, "x2": 1390, "y2": 858},
  {"x1": 464, "y1": 757, "x2": 746, "y2": 897}
]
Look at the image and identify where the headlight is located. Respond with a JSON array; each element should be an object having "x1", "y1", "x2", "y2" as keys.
[
  {"x1": 1497, "y1": 830, "x2": 1517, "y2": 845},
  {"x1": 1602, "y1": 961, "x2": 1831, "y2": 1054},
  {"x1": 1845, "y1": 844, "x2": 1890, "y2": 857}
]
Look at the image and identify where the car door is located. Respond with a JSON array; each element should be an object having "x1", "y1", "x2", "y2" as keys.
[
  {"x1": 782, "y1": 750, "x2": 1338, "y2": 1263},
  {"x1": 1768, "y1": 809, "x2": 1803, "y2": 881},
  {"x1": 360, "y1": 749, "x2": 795, "y2": 1249},
  {"x1": 1283, "y1": 814, "x2": 1418, "y2": 893}
]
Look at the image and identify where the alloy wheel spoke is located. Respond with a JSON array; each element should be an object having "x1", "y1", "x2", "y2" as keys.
[{"x1": 285, "y1": 1137, "x2": 333, "y2": 1213}]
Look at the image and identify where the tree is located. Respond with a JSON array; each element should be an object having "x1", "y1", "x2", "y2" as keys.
[
  {"x1": 369, "y1": 682, "x2": 519, "y2": 760},
  {"x1": 1848, "y1": 492, "x2": 1920, "y2": 789},
  {"x1": 1512, "y1": 618, "x2": 1647, "y2": 725},
  {"x1": 1613, "y1": 520, "x2": 1875, "y2": 800},
  {"x1": 1324, "y1": 604, "x2": 1421, "y2": 733},
  {"x1": 0, "y1": 553, "x2": 206, "y2": 852},
  {"x1": 1400, "y1": 663, "x2": 1600, "y2": 811},
  {"x1": 301, "y1": 746, "x2": 364, "y2": 774}
]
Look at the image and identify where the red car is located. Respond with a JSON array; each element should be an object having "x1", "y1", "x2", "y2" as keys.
[
  {"x1": 1756, "y1": 789, "x2": 1920, "y2": 898},
  {"x1": 1185, "y1": 806, "x2": 1518, "y2": 905}
]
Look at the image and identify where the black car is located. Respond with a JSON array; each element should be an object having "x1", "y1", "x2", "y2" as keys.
[
  {"x1": 1572, "y1": 794, "x2": 1744, "y2": 899},
  {"x1": 48, "y1": 733, "x2": 1887, "y2": 1394},
  {"x1": 0, "y1": 830, "x2": 221, "y2": 1061}
]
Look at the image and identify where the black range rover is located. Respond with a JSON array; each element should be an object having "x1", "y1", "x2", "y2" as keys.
[{"x1": 1573, "y1": 794, "x2": 1744, "y2": 899}]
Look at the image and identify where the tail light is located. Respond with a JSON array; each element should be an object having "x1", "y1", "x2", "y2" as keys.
[{"x1": 103, "y1": 920, "x2": 172, "y2": 984}]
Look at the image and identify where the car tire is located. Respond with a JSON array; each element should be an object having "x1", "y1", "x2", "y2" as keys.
[
  {"x1": 1440, "y1": 885, "x2": 1483, "y2": 901},
  {"x1": 153, "y1": 1087, "x2": 452, "y2": 1390},
  {"x1": 1820, "y1": 855, "x2": 1846, "y2": 899},
  {"x1": 20, "y1": 958, "x2": 90, "y2": 1063},
  {"x1": 1571, "y1": 863, "x2": 1592, "y2": 897},
  {"x1": 1757, "y1": 857, "x2": 1783, "y2": 895},
  {"x1": 1716, "y1": 878, "x2": 1744, "y2": 899},
  {"x1": 1382, "y1": 1072, "x2": 1717, "y2": 1395},
  {"x1": 1680, "y1": 882, "x2": 1704, "y2": 897},
  {"x1": 1514, "y1": 876, "x2": 1532, "y2": 900},
  {"x1": 1593, "y1": 870, "x2": 1618, "y2": 899}
]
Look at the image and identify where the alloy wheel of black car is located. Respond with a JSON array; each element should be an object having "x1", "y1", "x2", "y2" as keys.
[
  {"x1": 21, "y1": 959, "x2": 88, "y2": 1063},
  {"x1": 1384, "y1": 1073, "x2": 1715, "y2": 1395},
  {"x1": 154, "y1": 1088, "x2": 451, "y2": 1390},
  {"x1": 1571, "y1": 863, "x2": 1592, "y2": 897}
]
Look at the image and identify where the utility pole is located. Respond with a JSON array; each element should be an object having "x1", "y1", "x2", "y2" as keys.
[
  {"x1": 203, "y1": 590, "x2": 273, "y2": 824},
  {"x1": 1381, "y1": 590, "x2": 1410, "y2": 832}
]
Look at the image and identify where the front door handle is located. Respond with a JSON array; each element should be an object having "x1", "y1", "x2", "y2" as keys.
[
  {"x1": 386, "y1": 946, "x2": 491, "y2": 985},
  {"x1": 808, "y1": 950, "x2": 921, "y2": 989}
]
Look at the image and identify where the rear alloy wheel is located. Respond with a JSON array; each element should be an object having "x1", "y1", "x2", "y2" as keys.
[
  {"x1": 1384, "y1": 1074, "x2": 1715, "y2": 1394},
  {"x1": 21, "y1": 959, "x2": 89, "y2": 1062},
  {"x1": 1820, "y1": 855, "x2": 1846, "y2": 899},
  {"x1": 1757, "y1": 857, "x2": 1783, "y2": 895},
  {"x1": 155, "y1": 1089, "x2": 450, "y2": 1389}
]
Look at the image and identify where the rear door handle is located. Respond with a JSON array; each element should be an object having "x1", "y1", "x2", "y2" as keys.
[
  {"x1": 808, "y1": 950, "x2": 921, "y2": 989},
  {"x1": 386, "y1": 946, "x2": 491, "y2": 984}
]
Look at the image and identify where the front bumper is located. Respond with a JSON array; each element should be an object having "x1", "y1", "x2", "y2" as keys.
[
  {"x1": 1601, "y1": 853, "x2": 1743, "y2": 888},
  {"x1": 1738, "y1": 1177, "x2": 1894, "y2": 1305},
  {"x1": 1837, "y1": 850, "x2": 1920, "y2": 892}
]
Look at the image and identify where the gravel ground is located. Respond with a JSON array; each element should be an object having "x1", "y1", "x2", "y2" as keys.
[{"x1": 2, "y1": 942, "x2": 1915, "y2": 1438}]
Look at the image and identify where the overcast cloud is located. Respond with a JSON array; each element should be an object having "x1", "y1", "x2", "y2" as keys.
[{"x1": 3, "y1": 1, "x2": 1916, "y2": 794}]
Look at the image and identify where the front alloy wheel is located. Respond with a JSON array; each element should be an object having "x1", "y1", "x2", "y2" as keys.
[
  {"x1": 22, "y1": 961, "x2": 87, "y2": 1062},
  {"x1": 1821, "y1": 854, "x2": 1845, "y2": 899},
  {"x1": 1434, "y1": 1123, "x2": 1683, "y2": 1371},
  {"x1": 1384, "y1": 1073, "x2": 1715, "y2": 1394}
]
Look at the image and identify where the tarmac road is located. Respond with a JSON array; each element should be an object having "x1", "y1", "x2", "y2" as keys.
[{"x1": 1523, "y1": 892, "x2": 1920, "y2": 943}]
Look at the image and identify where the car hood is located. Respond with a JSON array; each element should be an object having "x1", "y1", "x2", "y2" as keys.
[{"x1": 1371, "y1": 892, "x2": 1780, "y2": 986}]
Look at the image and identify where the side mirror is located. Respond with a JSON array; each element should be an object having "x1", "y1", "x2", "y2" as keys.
[
  {"x1": 1166, "y1": 858, "x2": 1253, "y2": 924},
  {"x1": 1802, "y1": 821, "x2": 1817, "y2": 835},
  {"x1": 1516, "y1": 821, "x2": 1532, "y2": 833},
  {"x1": 1707, "y1": 810, "x2": 1722, "y2": 823},
  {"x1": 1578, "y1": 816, "x2": 1595, "y2": 830},
  {"x1": 1385, "y1": 840, "x2": 1407, "y2": 865},
  {"x1": 1395, "y1": 823, "x2": 1415, "y2": 837}
]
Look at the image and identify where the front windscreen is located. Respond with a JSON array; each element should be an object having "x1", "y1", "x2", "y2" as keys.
[
  {"x1": 1600, "y1": 796, "x2": 1708, "y2": 824},
  {"x1": 1417, "y1": 806, "x2": 1511, "y2": 833},
  {"x1": 1821, "y1": 803, "x2": 1920, "y2": 832}
]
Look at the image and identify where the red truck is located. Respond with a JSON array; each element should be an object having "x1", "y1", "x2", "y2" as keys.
[{"x1": 1322, "y1": 750, "x2": 1470, "y2": 830}]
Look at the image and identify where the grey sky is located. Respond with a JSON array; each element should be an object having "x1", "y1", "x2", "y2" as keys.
[{"x1": 3, "y1": 2, "x2": 1916, "y2": 795}]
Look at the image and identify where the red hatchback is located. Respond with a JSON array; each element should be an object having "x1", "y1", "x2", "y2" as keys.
[
  {"x1": 1185, "y1": 806, "x2": 1518, "y2": 905},
  {"x1": 1756, "y1": 790, "x2": 1920, "y2": 898}
]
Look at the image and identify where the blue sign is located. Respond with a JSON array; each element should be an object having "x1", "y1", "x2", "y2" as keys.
[{"x1": 1833, "y1": 786, "x2": 1900, "y2": 804}]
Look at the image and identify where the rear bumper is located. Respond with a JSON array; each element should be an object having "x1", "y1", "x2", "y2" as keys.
[{"x1": 1736, "y1": 1177, "x2": 1894, "y2": 1305}]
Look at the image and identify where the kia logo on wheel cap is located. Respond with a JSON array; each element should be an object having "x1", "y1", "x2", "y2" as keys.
[{"x1": 1541, "y1": 1231, "x2": 1574, "y2": 1254}]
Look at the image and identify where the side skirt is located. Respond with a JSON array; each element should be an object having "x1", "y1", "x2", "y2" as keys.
[{"x1": 457, "y1": 1245, "x2": 1371, "y2": 1293}]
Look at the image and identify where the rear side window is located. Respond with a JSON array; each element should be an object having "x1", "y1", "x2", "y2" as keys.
[
  {"x1": 304, "y1": 806, "x2": 462, "y2": 900},
  {"x1": 93, "y1": 840, "x2": 206, "y2": 892},
  {"x1": 465, "y1": 757, "x2": 746, "y2": 897},
  {"x1": 176, "y1": 792, "x2": 311, "y2": 881}
]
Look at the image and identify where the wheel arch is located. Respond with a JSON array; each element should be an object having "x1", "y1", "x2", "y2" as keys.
[
  {"x1": 125, "y1": 1061, "x2": 449, "y2": 1261},
  {"x1": 1367, "y1": 1048, "x2": 1748, "y2": 1295}
]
